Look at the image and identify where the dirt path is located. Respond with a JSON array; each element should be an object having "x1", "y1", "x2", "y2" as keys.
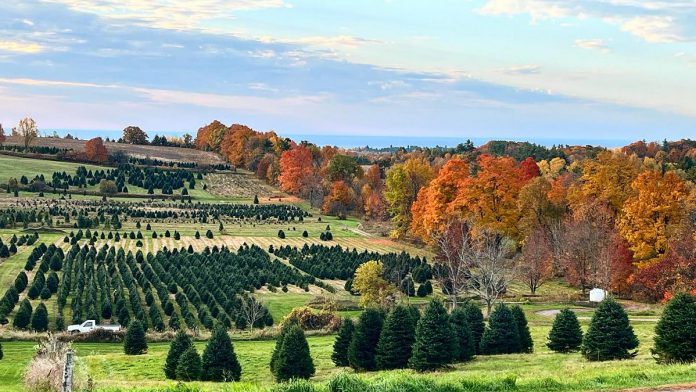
[{"x1": 535, "y1": 308, "x2": 659, "y2": 322}]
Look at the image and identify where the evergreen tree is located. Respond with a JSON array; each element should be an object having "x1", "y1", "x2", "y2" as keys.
[
  {"x1": 273, "y1": 324, "x2": 315, "y2": 382},
  {"x1": 0, "y1": 341, "x2": 3, "y2": 360},
  {"x1": 31, "y1": 303, "x2": 49, "y2": 332},
  {"x1": 176, "y1": 347, "x2": 202, "y2": 381},
  {"x1": 375, "y1": 305, "x2": 416, "y2": 370},
  {"x1": 582, "y1": 298, "x2": 639, "y2": 361},
  {"x1": 547, "y1": 308, "x2": 583, "y2": 353},
  {"x1": 408, "y1": 299, "x2": 455, "y2": 371},
  {"x1": 201, "y1": 325, "x2": 241, "y2": 381},
  {"x1": 13, "y1": 298, "x2": 32, "y2": 329},
  {"x1": 271, "y1": 321, "x2": 295, "y2": 375},
  {"x1": 450, "y1": 306, "x2": 476, "y2": 362},
  {"x1": 511, "y1": 305, "x2": 533, "y2": 353},
  {"x1": 331, "y1": 318, "x2": 354, "y2": 367},
  {"x1": 463, "y1": 302, "x2": 485, "y2": 354},
  {"x1": 480, "y1": 303, "x2": 521, "y2": 355},
  {"x1": 165, "y1": 330, "x2": 193, "y2": 379},
  {"x1": 347, "y1": 308, "x2": 383, "y2": 371},
  {"x1": 124, "y1": 320, "x2": 148, "y2": 355},
  {"x1": 653, "y1": 293, "x2": 696, "y2": 363}
]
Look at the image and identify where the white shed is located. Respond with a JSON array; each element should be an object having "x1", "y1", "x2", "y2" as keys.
[{"x1": 589, "y1": 288, "x2": 607, "y2": 303}]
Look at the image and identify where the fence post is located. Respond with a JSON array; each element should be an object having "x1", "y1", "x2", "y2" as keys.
[{"x1": 62, "y1": 349, "x2": 74, "y2": 392}]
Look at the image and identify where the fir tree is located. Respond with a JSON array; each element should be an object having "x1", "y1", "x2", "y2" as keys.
[
  {"x1": 653, "y1": 293, "x2": 696, "y2": 363},
  {"x1": 165, "y1": 330, "x2": 193, "y2": 379},
  {"x1": 273, "y1": 324, "x2": 315, "y2": 382},
  {"x1": 271, "y1": 321, "x2": 295, "y2": 375},
  {"x1": 463, "y1": 302, "x2": 485, "y2": 354},
  {"x1": 31, "y1": 303, "x2": 49, "y2": 332},
  {"x1": 511, "y1": 305, "x2": 533, "y2": 353},
  {"x1": 480, "y1": 303, "x2": 521, "y2": 355},
  {"x1": 375, "y1": 305, "x2": 416, "y2": 370},
  {"x1": 450, "y1": 306, "x2": 476, "y2": 362},
  {"x1": 176, "y1": 347, "x2": 202, "y2": 381},
  {"x1": 347, "y1": 308, "x2": 383, "y2": 371},
  {"x1": 582, "y1": 298, "x2": 639, "y2": 361},
  {"x1": 13, "y1": 298, "x2": 32, "y2": 329},
  {"x1": 124, "y1": 320, "x2": 148, "y2": 355},
  {"x1": 408, "y1": 299, "x2": 455, "y2": 371},
  {"x1": 547, "y1": 308, "x2": 583, "y2": 353},
  {"x1": 331, "y1": 318, "x2": 354, "y2": 367},
  {"x1": 201, "y1": 325, "x2": 241, "y2": 381}
]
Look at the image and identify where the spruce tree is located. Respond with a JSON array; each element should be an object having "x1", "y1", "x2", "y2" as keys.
[
  {"x1": 408, "y1": 299, "x2": 455, "y2": 371},
  {"x1": 479, "y1": 303, "x2": 521, "y2": 355},
  {"x1": 273, "y1": 324, "x2": 315, "y2": 382},
  {"x1": 376, "y1": 305, "x2": 416, "y2": 370},
  {"x1": 164, "y1": 330, "x2": 193, "y2": 379},
  {"x1": 31, "y1": 303, "x2": 49, "y2": 332},
  {"x1": 124, "y1": 320, "x2": 148, "y2": 355},
  {"x1": 271, "y1": 321, "x2": 295, "y2": 375},
  {"x1": 582, "y1": 298, "x2": 639, "y2": 361},
  {"x1": 463, "y1": 302, "x2": 485, "y2": 354},
  {"x1": 331, "y1": 318, "x2": 354, "y2": 367},
  {"x1": 511, "y1": 305, "x2": 533, "y2": 353},
  {"x1": 13, "y1": 298, "x2": 32, "y2": 329},
  {"x1": 0, "y1": 341, "x2": 3, "y2": 360},
  {"x1": 450, "y1": 306, "x2": 476, "y2": 362},
  {"x1": 547, "y1": 308, "x2": 583, "y2": 353},
  {"x1": 176, "y1": 347, "x2": 202, "y2": 381},
  {"x1": 347, "y1": 308, "x2": 383, "y2": 371},
  {"x1": 201, "y1": 325, "x2": 241, "y2": 381},
  {"x1": 653, "y1": 293, "x2": 696, "y2": 363}
]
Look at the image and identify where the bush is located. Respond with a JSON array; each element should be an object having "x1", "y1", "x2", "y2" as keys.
[
  {"x1": 376, "y1": 305, "x2": 416, "y2": 370},
  {"x1": 511, "y1": 305, "x2": 533, "y2": 353},
  {"x1": 278, "y1": 230, "x2": 286, "y2": 239},
  {"x1": 409, "y1": 299, "x2": 455, "y2": 371},
  {"x1": 201, "y1": 325, "x2": 241, "y2": 381},
  {"x1": 176, "y1": 347, "x2": 202, "y2": 381},
  {"x1": 332, "y1": 319, "x2": 354, "y2": 367},
  {"x1": 653, "y1": 292, "x2": 696, "y2": 363},
  {"x1": 547, "y1": 308, "x2": 583, "y2": 353},
  {"x1": 283, "y1": 307, "x2": 341, "y2": 331},
  {"x1": 273, "y1": 324, "x2": 315, "y2": 382},
  {"x1": 124, "y1": 320, "x2": 148, "y2": 355},
  {"x1": 348, "y1": 308, "x2": 384, "y2": 371},
  {"x1": 450, "y1": 306, "x2": 475, "y2": 362},
  {"x1": 582, "y1": 298, "x2": 639, "y2": 361},
  {"x1": 165, "y1": 330, "x2": 193, "y2": 379},
  {"x1": 31, "y1": 303, "x2": 49, "y2": 332},
  {"x1": 479, "y1": 303, "x2": 521, "y2": 355}
]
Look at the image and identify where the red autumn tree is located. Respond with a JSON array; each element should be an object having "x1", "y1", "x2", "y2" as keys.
[
  {"x1": 519, "y1": 157, "x2": 541, "y2": 181},
  {"x1": 278, "y1": 144, "x2": 315, "y2": 195},
  {"x1": 85, "y1": 137, "x2": 108, "y2": 163}
]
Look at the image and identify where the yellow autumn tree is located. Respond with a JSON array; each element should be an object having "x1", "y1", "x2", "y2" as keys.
[
  {"x1": 352, "y1": 261, "x2": 395, "y2": 308},
  {"x1": 618, "y1": 170, "x2": 689, "y2": 265},
  {"x1": 570, "y1": 151, "x2": 642, "y2": 212},
  {"x1": 384, "y1": 158, "x2": 434, "y2": 238}
]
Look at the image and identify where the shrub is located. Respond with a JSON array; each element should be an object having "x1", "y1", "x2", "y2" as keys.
[
  {"x1": 511, "y1": 305, "x2": 533, "y2": 353},
  {"x1": 165, "y1": 330, "x2": 193, "y2": 379},
  {"x1": 409, "y1": 299, "x2": 455, "y2": 371},
  {"x1": 348, "y1": 308, "x2": 384, "y2": 371},
  {"x1": 479, "y1": 303, "x2": 521, "y2": 355},
  {"x1": 124, "y1": 320, "x2": 148, "y2": 355},
  {"x1": 273, "y1": 324, "x2": 315, "y2": 382},
  {"x1": 278, "y1": 230, "x2": 286, "y2": 239},
  {"x1": 176, "y1": 347, "x2": 202, "y2": 381},
  {"x1": 31, "y1": 303, "x2": 49, "y2": 332},
  {"x1": 450, "y1": 306, "x2": 476, "y2": 361},
  {"x1": 283, "y1": 307, "x2": 341, "y2": 331},
  {"x1": 376, "y1": 305, "x2": 416, "y2": 370},
  {"x1": 332, "y1": 319, "x2": 354, "y2": 367},
  {"x1": 201, "y1": 325, "x2": 241, "y2": 381},
  {"x1": 653, "y1": 292, "x2": 696, "y2": 363},
  {"x1": 547, "y1": 308, "x2": 583, "y2": 353},
  {"x1": 582, "y1": 298, "x2": 639, "y2": 361},
  {"x1": 462, "y1": 302, "x2": 485, "y2": 354}
]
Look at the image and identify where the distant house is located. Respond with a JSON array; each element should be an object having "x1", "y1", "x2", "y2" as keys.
[{"x1": 589, "y1": 288, "x2": 607, "y2": 303}]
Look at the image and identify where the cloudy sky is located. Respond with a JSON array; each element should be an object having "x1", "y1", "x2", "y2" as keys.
[{"x1": 0, "y1": 0, "x2": 694, "y2": 142}]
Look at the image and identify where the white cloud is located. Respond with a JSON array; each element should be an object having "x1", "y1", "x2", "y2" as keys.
[
  {"x1": 0, "y1": 40, "x2": 43, "y2": 54},
  {"x1": 501, "y1": 64, "x2": 542, "y2": 75},
  {"x1": 621, "y1": 16, "x2": 684, "y2": 43},
  {"x1": 574, "y1": 39, "x2": 610, "y2": 53},
  {"x1": 478, "y1": 0, "x2": 575, "y2": 20}
]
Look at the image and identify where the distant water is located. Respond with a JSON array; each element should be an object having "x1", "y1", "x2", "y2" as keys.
[{"x1": 43, "y1": 129, "x2": 632, "y2": 149}]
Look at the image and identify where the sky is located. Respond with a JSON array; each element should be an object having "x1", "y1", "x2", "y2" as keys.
[{"x1": 0, "y1": 0, "x2": 695, "y2": 143}]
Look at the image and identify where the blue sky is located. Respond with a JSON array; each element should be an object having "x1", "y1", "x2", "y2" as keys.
[{"x1": 0, "y1": 0, "x2": 694, "y2": 142}]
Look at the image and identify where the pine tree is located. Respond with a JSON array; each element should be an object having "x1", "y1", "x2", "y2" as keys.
[
  {"x1": 0, "y1": 341, "x2": 3, "y2": 360},
  {"x1": 331, "y1": 318, "x2": 354, "y2": 367},
  {"x1": 165, "y1": 330, "x2": 193, "y2": 379},
  {"x1": 273, "y1": 324, "x2": 315, "y2": 382},
  {"x1": 31, "y1": 303, "x2": 49, "y2": 332},
  {"x1": 582, "y1": 298, "x2": 639, "y2": 361},
  {"x1": 547, "y1": 308, "x2": 583, "y2": 353},
  {"x1": 653, "y1": 293, "x2": 696, "y2": 363},
  {"x1": 201, "y1": 325, "x2": 241, "y2": 381},
  {"x1": 408, "y1": 299, "x2": 455, "y2": 371},
  {"x1": 176, "y1": 347, "x2": 202, "y2": 381},
  {"x1": 375, "y1": 305, "x2": 416, "y2": 370},
  {"x1": 450, "y1": 306, "x2": 476, "y2": 362},
  {"x1": 13, "y1": 298, "x2": 32, "y2": 329},
  {"x1": 479, "y1": 303, "x2": 521, "y2": 355},
  {"x1": 347, "y1": 308, "x2": 383, "y2": 371},
  {"x1": 511, "y1": 305, "x2": 533, "y2": 353},
  {"x1": 124, "y1": 320, "x2": 148, "y2": 355},
  {"x1": 463, "y1": 302, "x2": 485, "y2": 354},
  {"x1": 271, "y1": 321, "x2": 295, "y2": 375}
]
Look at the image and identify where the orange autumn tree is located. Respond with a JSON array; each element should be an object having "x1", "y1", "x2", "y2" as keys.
[
  {"x1": 220, "y1": 124, "x2": 256, "y2": 167},
  {"x1": 323, "y1": 180, "x2": 355, "y2": 218},
  {"x1": 278, "y1": 144, "x2": 315, "y2": 195},
  {"x1": 570, "y1": 151, "x2": 642, "y2": 212},
  {"x1": 618, "y1": 170, "x2": 689, "y2": 265},
  {"x1": 84, "y1": 137, "x2": 108, "y2": 163},
  {"x1": 194, "y1": 120, "x2": 227, "y2": 151},
  {"x1": 361, "y1": 164, "x2": 386, "y2": 220},
  {"x1": 410, "y1": 157, "x2": 469, "y2": 242}
]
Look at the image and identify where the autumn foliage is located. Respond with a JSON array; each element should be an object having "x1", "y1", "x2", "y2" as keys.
[{"x1": 85, "y1": 137, "x2": 108, "y2": 163}]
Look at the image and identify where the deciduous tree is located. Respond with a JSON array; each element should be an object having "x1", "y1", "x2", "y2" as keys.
[{"x1": 85, "y1": 137, "x2": 108, "y2": 163}]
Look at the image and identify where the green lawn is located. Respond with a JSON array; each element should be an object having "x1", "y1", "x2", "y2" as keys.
[{"x1": 0, "y1": 155, "x2": 107, "y2": 185}]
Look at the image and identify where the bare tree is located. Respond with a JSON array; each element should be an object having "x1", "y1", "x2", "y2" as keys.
[
  {"x1": 239, "y1": 294, "x2": 263, "y2": 330},
  {"x1": 432, "y1": 219, "x2": 474, "y2": 308},
  {"x1": 17, "y1": 117, "x2": 38, "y2": 150},
  {"x1": 518, "y1": 225, "x2": 553, "y2": 295},
  {"x1": 467, "y1": 230, "x2": 514, "y2": 316}
]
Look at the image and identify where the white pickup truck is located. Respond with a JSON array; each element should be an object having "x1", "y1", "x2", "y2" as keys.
[{"x1": 67, "y1": 320, "x2": 121, "y2": 334}]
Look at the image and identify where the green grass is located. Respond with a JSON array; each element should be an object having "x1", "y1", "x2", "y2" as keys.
[{"x1": 0, "y1": 155, "x2": 107, "y2": 185}]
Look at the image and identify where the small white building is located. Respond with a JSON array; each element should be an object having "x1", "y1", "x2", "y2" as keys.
[{"x1": 589, "y1": 288, "x2": 607, "y2": 303}]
